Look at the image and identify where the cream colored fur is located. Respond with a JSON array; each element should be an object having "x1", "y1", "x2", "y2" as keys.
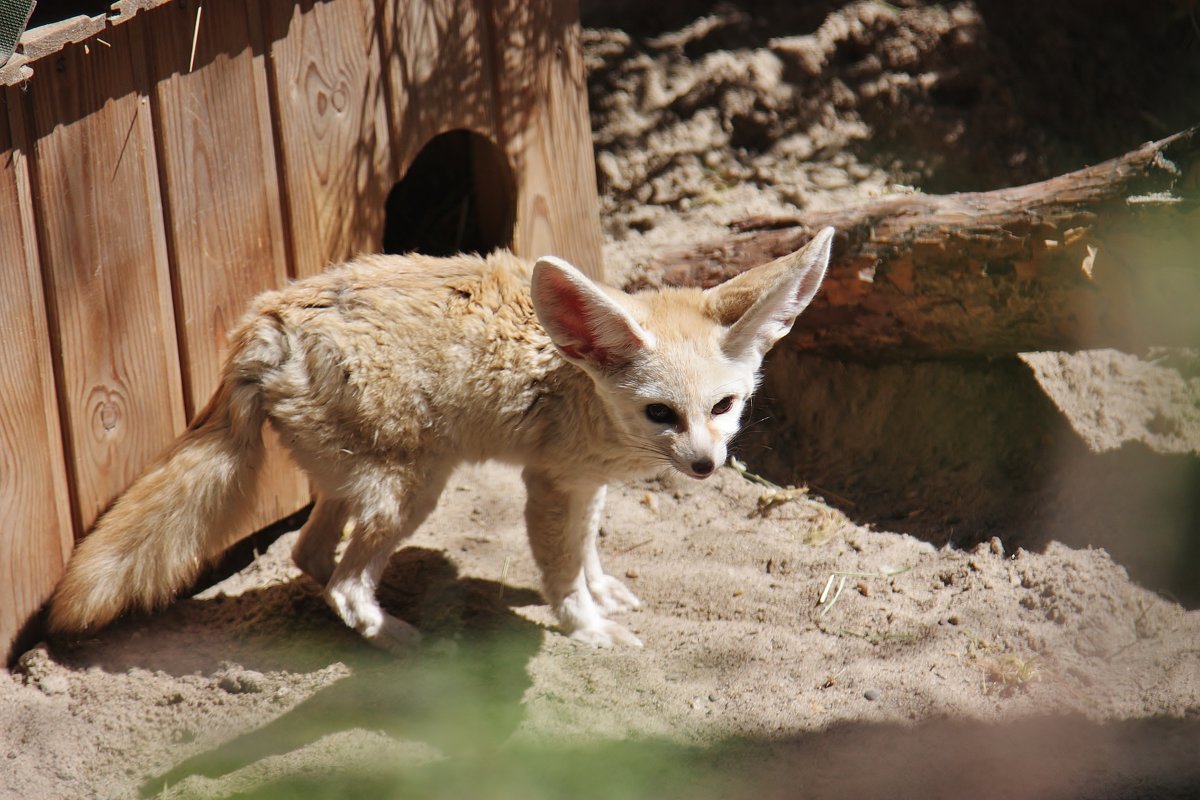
[{"x1": 48, "y1": 228, "x2": 834, "y2": 650}]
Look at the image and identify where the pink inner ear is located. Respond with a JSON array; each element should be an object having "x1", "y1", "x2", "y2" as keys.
[{"x1": 545, "y1": 272, "x2": 611, "y2": 364}]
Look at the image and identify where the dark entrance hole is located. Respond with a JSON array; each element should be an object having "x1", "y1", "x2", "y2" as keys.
[{"x1": 382, "y1": 129, "x2": 515, "y2": 257}]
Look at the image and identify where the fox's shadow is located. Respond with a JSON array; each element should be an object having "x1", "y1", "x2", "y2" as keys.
[
  {"x1": 49, "y1": 546, "x2": 545, "y2": 793},
  {"x1": 54, "y1": 545, "x2": 544, "y2": 675},
  {"x1": 140, "y1": 619, "x2": 542, "y2": 797}
]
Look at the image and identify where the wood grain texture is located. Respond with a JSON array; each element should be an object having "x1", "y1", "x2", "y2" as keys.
[
  {"x1": 0, "y1": 90, "x2": 73, "y2": 663},
  {"x1": 147, "y1": 0, "x2": 309, "y2": 529},
  {"x1": 487, "y1": 0, "x2": 603, "y2": 279},
  {"x1": 377, "y1": 0, "x2": 499, "y2": 171},
  {"x1": 262, "y1": 0, "x2": 392, "y2": 278},
  {"x1": 28, "y1": 21, "x2": 185, "y2": 533},
  {"x1": 148, "y1": 0, "x2": 289, "y2": 409}
]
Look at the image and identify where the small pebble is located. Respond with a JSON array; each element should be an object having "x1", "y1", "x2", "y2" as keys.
[
  {"x1": 625, "y1": 568, "x2": 639, "y2": 579},
  {"x1": 217, "y1": 668, "x2": 267, "y2": 695},
  {"x1": 863, "y1": 688, "x2": 881, "y2": 701},
  {"x1": 15, "y1": 645, "x2": 53, "y2": 683},
  {"x1": 171, "y1": 727, "x2": 197, "y2": 744}
]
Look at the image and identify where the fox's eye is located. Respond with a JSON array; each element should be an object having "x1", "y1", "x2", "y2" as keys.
[
  {"x1": 711, "y1": 396, "x2": 736, "y2": 416},
  {"x1": 645, "y1": 403, "x2": 678, "y2": 425}
]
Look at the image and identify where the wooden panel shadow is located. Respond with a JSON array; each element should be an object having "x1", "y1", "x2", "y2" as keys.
[
  {"x1": 261, "y1": 0, "x2": 392, "y2": 278},
  {"x1": 487, "y1": 0, "x2": 603, "y2": 279},
  {"x1": 377, "y1": 0, "x2": 500, "y2": 175}
]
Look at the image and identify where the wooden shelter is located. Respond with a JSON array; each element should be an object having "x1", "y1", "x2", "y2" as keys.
[{"x1": 0, "y1": 0, "x2": 603, "y2": 662}]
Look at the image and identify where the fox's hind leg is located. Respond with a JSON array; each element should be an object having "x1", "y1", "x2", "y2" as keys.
[
  {"x1": 291, "y1": 495, "x2": 350, "y2": 587},
  {"x1": 324, "y1": 465, "x2": 450, "y2": 653}
]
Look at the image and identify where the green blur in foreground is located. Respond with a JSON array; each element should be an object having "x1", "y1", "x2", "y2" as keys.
[
  {"x1": 140, "y1": 620, "x2": 1200, "y2": 800},
  {"x1": 224, "y1": 739, "x2": 729, "y2": 800},
  {"x1": 143, "y1": 626, "x2": 736, "y2": 800}
]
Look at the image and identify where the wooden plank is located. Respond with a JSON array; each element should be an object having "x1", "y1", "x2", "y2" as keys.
[
  {"x1": 261, "y1": 0, "x2": 392, "y2": 278},
  {"x1": 376, "y1": 0, "x2": 500, "y2": 173},
  {"x1": 27, "y1": 21, "x2": 185, "y2": 533},
  {"x1": 486, "y1": 0, "x2": 603, "y2": 279},
  {"x1": 0, "y1": 90, "x2": 73, "y2": 663},
  {"x1": 146, "y1": 0, "x2": 309, "y2": 528}
]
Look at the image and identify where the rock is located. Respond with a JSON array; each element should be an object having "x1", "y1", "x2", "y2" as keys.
[
  {"x1": 36, "y1": 675, "x2": 70, "y2": 696},
  {"x1": 14, "y1": 644, "x2": 54, "y2": 683},
  {"x1": 216, "y1": 668, "x2": 267, "y2": 695}
]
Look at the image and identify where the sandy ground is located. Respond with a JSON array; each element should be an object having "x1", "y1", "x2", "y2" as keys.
[{"x1": 4, "y1": 3, "x2": 1199, "y2": 799}]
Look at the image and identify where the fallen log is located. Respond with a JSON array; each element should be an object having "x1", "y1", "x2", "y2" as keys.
[{"x1": 629, "y1": 127, "x2": 1200, "y2": 358}]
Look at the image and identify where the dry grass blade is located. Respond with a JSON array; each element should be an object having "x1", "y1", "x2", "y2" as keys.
[
  {"x1": 816, "y1": 565, "x2": 912, "y2": 617},
  {"x1": 188, "y1": 4, "x2": 203, "y2": 73}
]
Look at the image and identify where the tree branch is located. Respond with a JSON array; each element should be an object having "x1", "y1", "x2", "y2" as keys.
[{"x1": 630, "y1": 127, "x2": 1200, "y2": 358}]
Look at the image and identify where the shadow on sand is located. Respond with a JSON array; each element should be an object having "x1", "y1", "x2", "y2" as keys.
[{"x1": 744, "y1": 351, "x2": 1200, "y2": 608}]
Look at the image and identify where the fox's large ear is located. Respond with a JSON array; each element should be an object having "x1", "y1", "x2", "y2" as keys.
[
  {"x1": 532, "y1": 256, "x2": 655, "y2": 369},
  {"x1": 705, "y1": 227, "x2": 834, "y2": 362}
]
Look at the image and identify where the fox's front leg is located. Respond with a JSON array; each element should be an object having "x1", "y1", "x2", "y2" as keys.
[
  {"x1": 522, "y1": 469, "x2": 642, "y2": 647},
  {"x1": 581, "y1": 485, "x2": 641, "y2": 615}
]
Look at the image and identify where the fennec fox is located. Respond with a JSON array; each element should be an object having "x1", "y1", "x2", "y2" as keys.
[{"x1": 49, "y1": 228, "x2": 834, "y2": 649}]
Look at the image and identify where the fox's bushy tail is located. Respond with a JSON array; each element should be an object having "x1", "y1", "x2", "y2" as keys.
[{"x1": 47, "y1": 315, "x2": 290, "y2": 634}]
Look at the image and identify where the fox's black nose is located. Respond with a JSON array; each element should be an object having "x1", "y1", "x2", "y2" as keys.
[{"x1": 690, "y1": 458, "x2": 715, "y2": 477}]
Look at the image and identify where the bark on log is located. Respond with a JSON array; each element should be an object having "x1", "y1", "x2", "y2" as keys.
[{"x1": 629, "y1": 127, "x2": 1200, "y2": 358}]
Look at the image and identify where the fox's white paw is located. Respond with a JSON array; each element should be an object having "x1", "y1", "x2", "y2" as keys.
[
  {"x1": 588, "y1": 574, "x2": 641, "y2": 615},
  {"x1": 555, "y1": 590, "x2": 643, "y2": 647},
  {"x1": 328, "y1": 582, "x2": 422, "y2": 655},
  {"x1": 569, "y1": 619, "x2": 643, "y2": 649}
]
